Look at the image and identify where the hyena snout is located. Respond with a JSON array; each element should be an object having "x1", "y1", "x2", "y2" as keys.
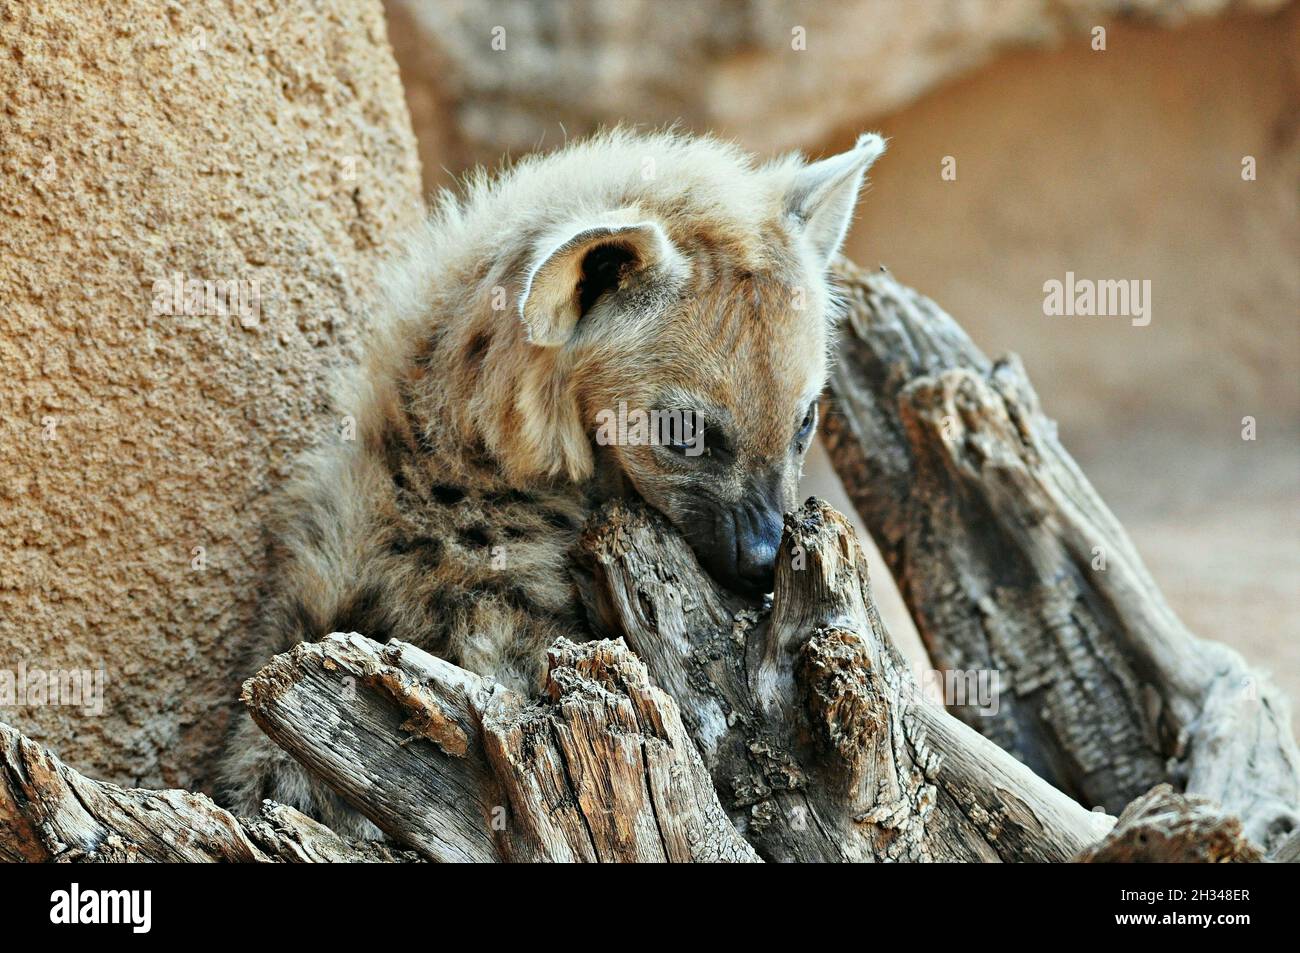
[{"x1": 695, "y1": 500, "x2": 784, "y2": 598}]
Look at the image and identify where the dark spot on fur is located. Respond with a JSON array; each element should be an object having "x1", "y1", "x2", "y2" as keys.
[
  {"x1": 332, "y1": 585, "x2": 389, "y2": 641},
  {"x1": 388, "y1": 534, "x2": 444, "y2": 569},
  {"x1": 380, "y1": 427, "x2": 417, "y2": 492},
  {"x1": 484, "y1": 579, "x2": 536, "y2": 613},
  {"x1": 426, "y1": 588, "x2": 473, "y2": 630},
  {"x1": 465, "y1": 436, "x2": 498, "y2": 473},
  {"x1": 541, "y1": 508, "x2": 577, "y2": 531},
  {"x1": 464, "y1": 331, "x2": 492, "y2": 376},
  {"x1": 287, "y1": 598, "x2": 326, "y2": 643},
  {"x1": 458, "y1": 525, "x2": 492, "y2": 548},
  {"x1": 481, "y1": 577, "x2": 551, "y2": 619},
  {"x1": 431, "y1": 484, "x2": 466, "y2": 505},
  {"x1": 504, "y1": 526, "x2": 528, "y2": 540}
]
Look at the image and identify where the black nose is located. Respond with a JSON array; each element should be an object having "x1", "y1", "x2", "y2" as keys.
[
  {"x1": 733, "y1": 506, "x2": 781, "y2": 595},
  {"x1": 687, "y1": 504, "x2": 782, "y2": 598}
]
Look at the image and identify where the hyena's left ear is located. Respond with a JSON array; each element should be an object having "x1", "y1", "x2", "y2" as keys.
[
  {"x1": 786, "y1": 132, "x2": 887, "y2": 266},
  {"x1": 519, "y1": 218, "x2": 685, "y2": 347}
]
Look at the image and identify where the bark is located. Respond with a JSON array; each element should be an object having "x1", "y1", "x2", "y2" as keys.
[
  {"x1": 3, "y1": 479, "x2": 1273, "y2": 863},
  {"x1": 243, "y1": 632, "x2": 759, "y2": 863},
  {"x1": 0, "y1": 721, "x2": 411, "y2": 863},
  {"x1": 1074, "y1": 784, "x2": 1263, "y2": 863},
  {"x1": 575, "y1": 497, "x2": 1116, "y2": 861},
  {"x1": 820, "y1": 257, "x2": 1300, "y2": 851}
]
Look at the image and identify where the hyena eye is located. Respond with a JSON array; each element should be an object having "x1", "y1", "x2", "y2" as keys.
[
  {"x1": 665, "y1": 438, "x2": 702, "y2": 457},
  {"x1": 660, "y1": 410, "x2": 721, "y2": 460},
  {"x1": 795, "y1": 402, "x2": 818, "y2": 449}
]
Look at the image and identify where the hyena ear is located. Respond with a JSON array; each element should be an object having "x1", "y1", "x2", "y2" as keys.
[
  {"x1": 786, "y1": 132, "x2": 887, "y2": 266},
  {"x1": 519, "y1": 219, "x2": 683, "y2": 347}
]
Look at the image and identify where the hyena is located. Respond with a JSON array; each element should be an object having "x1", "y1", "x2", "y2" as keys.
[{"x1": 217, "y1": 128, "x2": 886, "y2": 837}]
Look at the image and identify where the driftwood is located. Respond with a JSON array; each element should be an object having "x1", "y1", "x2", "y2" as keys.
[
  {"x1": 1, "y1": 260, "x2": 1290, "y2": 863},
  {"x1": 244, "y1": 631, "x2": 758, "y2": 862},
  {"x1": 1075, "y1": 784, "x2": 1263, "y2": 863},
  {"x1": 1, "y1": 498, "x2": 1120, "y2": 864},
  {"x1": 0, "y1": 722, "x2": 411, "y2": 863},
  {"x1": 576, "y1": 498, "x2": 1115, "y2": 861},
  {"x1": 820, "y1": 257, "x2": 1300, "y2": 852},
  {"x1": 1, "y1": 631, "x2": 756, "y2": 863}
]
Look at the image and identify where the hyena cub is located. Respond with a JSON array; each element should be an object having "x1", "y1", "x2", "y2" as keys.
[{"x1": 218, "y1": 128, "x2": 886, "y2": 836}]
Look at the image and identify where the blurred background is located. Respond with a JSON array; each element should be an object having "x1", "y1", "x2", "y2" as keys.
[
  {"x1": 385, "y1": 0, "x2": 1299, "y2": 693},
  {"x1": 2, "y1": 0, "x2": 1294, "y2": 792}
]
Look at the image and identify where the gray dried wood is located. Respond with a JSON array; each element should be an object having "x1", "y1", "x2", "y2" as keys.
[{"x1": 820, "y1": 257, "x2": 1299, "y2": 852}]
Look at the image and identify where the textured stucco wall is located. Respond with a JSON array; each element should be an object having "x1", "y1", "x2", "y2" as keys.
[{"x1": 0, "y1": 0, "x2": 422, "y2": 788}]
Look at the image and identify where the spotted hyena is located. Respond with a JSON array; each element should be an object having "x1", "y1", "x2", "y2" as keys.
[{"x1": 218, "y1": 128, "x2": 886, "y2": 836}]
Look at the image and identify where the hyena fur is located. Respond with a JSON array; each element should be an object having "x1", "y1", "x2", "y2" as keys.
[{"x1": 217, "y1": 128, "x2": 886, "y2": 838}]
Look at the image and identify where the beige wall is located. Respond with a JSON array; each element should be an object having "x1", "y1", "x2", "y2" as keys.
[
  {"x1": 843, "y1": 11, "x2": 1299, "y2": 449},
  {"x1": 0, "y1": 1, "x2": 422, "y2": 788}
]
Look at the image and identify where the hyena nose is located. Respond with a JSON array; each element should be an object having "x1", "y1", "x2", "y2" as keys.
[{"x1": 732, "y1": 506, "x2": 783, "y2": 596}]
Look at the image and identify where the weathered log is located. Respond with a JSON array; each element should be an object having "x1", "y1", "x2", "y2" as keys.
[
  {"x1": 1, "y1": 630, "x2": 755, "y2": 864},
  {"x1": 243, "y1": 631, "x2": 758, "y2": 862},
  {"x1": 1074, "y1": 784, "x2": 1263, "y2": 863},
  {"x1": 820, "y1": 257, "x2": 1300, "y2": 851},
  {"x1": 1270, "y1": 828, "x2": 1300, "y2": 863},
  {"x1": 576, "y1": 497, "x2": 1116, "y2": 861},
  {"x1": 0, "y1": 721, "x2": 411, "y2": 863}
]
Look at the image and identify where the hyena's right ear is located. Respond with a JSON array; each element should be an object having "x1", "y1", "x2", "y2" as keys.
[
  {"x1": 519, "y1": 218, "x2": 685, "y2": 347},
  {"x1": 786, "y1": 132, "x2": 887, "y2": 266}
]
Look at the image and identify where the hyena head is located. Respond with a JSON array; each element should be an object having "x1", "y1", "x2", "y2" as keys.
[{"x1": 500, "y1": 131, "x2": 886, "y2": 596}]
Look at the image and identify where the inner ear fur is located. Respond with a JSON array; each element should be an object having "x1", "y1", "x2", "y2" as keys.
[{"x1": 519, "y1": 219, "x2": 679, "y2": 347}]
